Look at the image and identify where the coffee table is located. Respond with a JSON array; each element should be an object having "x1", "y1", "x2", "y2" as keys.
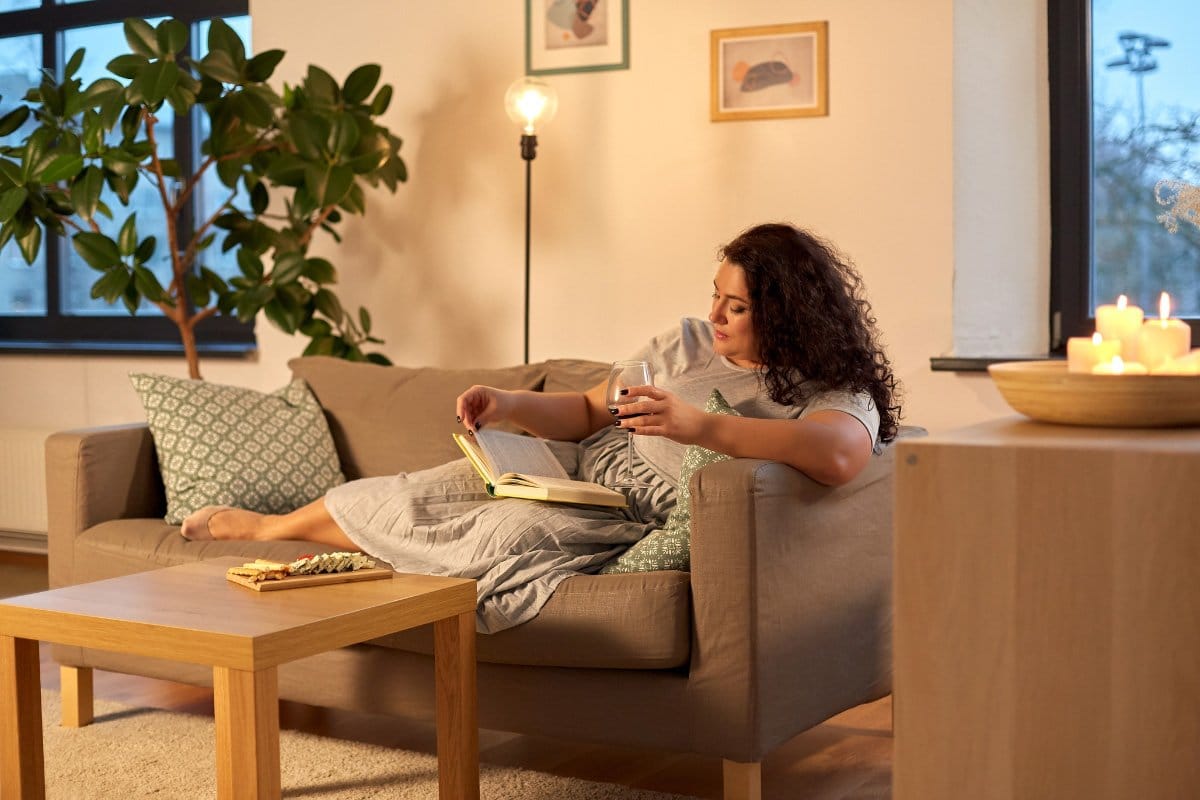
[{"x1": 0, "y1": 557, "x2": 479, "y2": 800}]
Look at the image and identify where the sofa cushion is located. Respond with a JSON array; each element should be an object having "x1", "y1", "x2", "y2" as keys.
[
  {"x1": 288, "y1": 357, "x2": 546, "y2": 479},
  {"x1": 602, "y1": 388, "x2": 740, "y2": 574},
  {"x1": 540, "y1": 359, "x2": 611, "y2": 394},
  {"x1": 371, "y1": 571, "x2": 691, "y2": 669},
  {"x1": 129, "y1": 373, "x2": 344, "y2": 524},
  {"x1": 73, "y1": 519, "x2": 691, "y2": 670}
]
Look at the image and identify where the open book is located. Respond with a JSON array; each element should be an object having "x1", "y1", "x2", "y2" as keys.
[{"x1": 453, "y1": 429, "x2": 627, "y2": 508}]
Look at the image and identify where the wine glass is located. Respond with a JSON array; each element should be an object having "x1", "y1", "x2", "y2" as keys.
[{"x1": 605, "y1": 360, "x2": 654, "y2": 489}]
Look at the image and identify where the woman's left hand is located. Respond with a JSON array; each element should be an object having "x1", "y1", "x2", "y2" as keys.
[{"x1": 615, "y1": 386, "x2": 708, "y2": 445}]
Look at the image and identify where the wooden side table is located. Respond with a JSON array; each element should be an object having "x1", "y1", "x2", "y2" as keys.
[
  {"x1": 0, "y1": 557, "x2": 479, "y2": 800},
  {"x1": 894, "y1": 417, "x2": 1200, "y2": 800}
]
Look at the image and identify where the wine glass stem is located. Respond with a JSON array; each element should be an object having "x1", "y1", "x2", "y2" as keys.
[{"x1": 624, "y1": 430, "x2": 635, "y2": 480}]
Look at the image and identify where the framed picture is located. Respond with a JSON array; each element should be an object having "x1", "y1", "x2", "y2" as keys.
[
  {"x1": 710, "y1": 21, "x2": 828, "y2": 122},
  {"x1": 526, "y1": 0, "x2": 630, "y2": 75}
]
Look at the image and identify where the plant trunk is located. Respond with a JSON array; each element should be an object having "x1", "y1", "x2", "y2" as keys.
[{"x1": 179, "y1": 320, "x2": 201, "y2": 380}]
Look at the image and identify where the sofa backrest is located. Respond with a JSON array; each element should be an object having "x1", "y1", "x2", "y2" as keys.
[{"x1": 288, "y1": 356, "x2": 609, "y2": 479}]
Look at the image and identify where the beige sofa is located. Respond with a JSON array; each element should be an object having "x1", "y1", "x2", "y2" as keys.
[{"x1": 46, "y1": 356, "x2": 907, "y2": 797}]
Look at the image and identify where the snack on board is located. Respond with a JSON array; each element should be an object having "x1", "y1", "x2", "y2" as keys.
[
  {"x1": 289, "y1": 552, "x2": 376, "y2": 575},
  {"x1": 225, "y1": 552, "x2": 377, "y2": 583}
]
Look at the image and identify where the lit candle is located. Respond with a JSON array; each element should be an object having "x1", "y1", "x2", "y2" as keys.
[
  {"x1": 1095, "y1": 294, "x2": 1144, "y2": 362},
  {"x1": 1066, "y1": 331, "x2": 1121, "y2": 373},
  {"x1": 1092, "y1": 355, "x2": 1148, "y2": 375},
  {"x1": 1137, "y1": 292, "x2": 1191, "y2": 371}
]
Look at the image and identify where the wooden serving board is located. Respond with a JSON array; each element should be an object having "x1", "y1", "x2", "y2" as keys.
[{"x1": 225, "y1": 567, "x2": 393, "y2": 592}]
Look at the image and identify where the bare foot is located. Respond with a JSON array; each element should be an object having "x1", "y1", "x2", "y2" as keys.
[{"x1": 207, "y1": 507, "x2": 268, "y2": 540}]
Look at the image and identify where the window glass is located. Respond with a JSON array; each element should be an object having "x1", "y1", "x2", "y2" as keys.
[
  {"x1": 0, "y1": 0, "x2": 41, "y2": 11},
  {"x1": 1092, "y1": 0, "x2": 1200, "y2": 317},
  {"x1": 195, "y1": 15, "x2": 252, "y2": 284},
  {"x1": 0, "y1": 33, "x2": 47, "y2": 315},
  {"x1": 59, "y1": 19, "x2": 171, "y2": 317}
]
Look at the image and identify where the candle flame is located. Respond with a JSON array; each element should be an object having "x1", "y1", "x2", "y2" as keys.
[
  {"x1": 1159, "y1": 291, "x2": 1171, "y2": 321},
  {"x1": 1110, "y1": 355, "x2": 1125, "y2": 374},
  {"x1": 1092, "y1": 331, "x2": 1103, "y2": 345},
  {"x1": 1117, "y1": 294, "x2": 1128, "y2": 310}
]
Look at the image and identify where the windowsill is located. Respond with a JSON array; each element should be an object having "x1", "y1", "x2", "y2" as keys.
[
  {"x1": 0, "y1": 340, "x2": 257, "y2": 358},
  {"x1": 930, "y1": 354, "x2": 1060, "y2": 372}
]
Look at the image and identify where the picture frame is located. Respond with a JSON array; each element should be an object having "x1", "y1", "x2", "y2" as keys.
[
  {"x1": 526, "y1": 0, "x2": 630, "y2": 75},
  {"x1": 710, "y1": 21, "x2": 829, "y2": 122}
]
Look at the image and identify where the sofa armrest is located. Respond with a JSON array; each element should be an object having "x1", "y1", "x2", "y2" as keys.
[
  {"x1": 46, "y1": 423, "x2": 163, "y2": 588},
  {"x1": 685, "y1": 443, "x2": 897, "y2": 759}
]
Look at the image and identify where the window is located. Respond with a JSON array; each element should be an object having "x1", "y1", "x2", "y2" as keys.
[
  {"x1": 0, "y1": 0, "x2": 252, "y2": 353},
  {"x1": 1050, "y1": 0, "x2": 1200, "y2": 349}
]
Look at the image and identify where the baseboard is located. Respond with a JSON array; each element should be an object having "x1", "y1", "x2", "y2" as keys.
[{"x1": 0, "y1": 529, "x2": 48, "y2": 555}]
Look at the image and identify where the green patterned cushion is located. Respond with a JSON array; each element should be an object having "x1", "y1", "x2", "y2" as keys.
[
  {"x1": 602, "y1": 388, "x2": 741, "y2": 574},
  {"x1": 129, "y1": 373, "x2": 345, "y2": 524}
]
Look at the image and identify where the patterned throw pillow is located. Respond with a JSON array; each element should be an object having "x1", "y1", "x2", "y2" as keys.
[
  {"x1": 129, "y1": 373, "x2": 345, "y2": 524},
  {"x1": 602, "y1": 388, "x2": 741, "y2": 574}
]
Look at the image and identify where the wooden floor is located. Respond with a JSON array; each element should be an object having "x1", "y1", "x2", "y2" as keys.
[{"x1": 3, "y1": 551, "x2": 893, "y2": 799}]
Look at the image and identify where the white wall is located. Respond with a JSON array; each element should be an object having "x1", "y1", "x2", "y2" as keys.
[{"x1": 0, "y1": 0, "x2": 1038, "y2": 438}]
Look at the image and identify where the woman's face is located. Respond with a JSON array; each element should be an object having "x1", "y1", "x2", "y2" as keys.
[{"x1": 709, "y1": 260, "x2": 760, "y2": 367}]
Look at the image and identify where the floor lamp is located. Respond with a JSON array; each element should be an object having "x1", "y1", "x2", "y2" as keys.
[{"x1": 504, "y1": 77, "x2": 558, "y2": 364}]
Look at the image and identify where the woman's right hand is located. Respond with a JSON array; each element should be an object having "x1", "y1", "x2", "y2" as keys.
[{"x1": 455, "y1": 385, "x2": 513, "y2": 432}]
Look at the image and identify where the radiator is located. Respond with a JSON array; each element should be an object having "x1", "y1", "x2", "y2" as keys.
[{"x1": 0, "y1": 428, "x2": 51, "y2": 535}]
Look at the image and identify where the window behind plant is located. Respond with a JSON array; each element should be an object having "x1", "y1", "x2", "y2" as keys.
[
  {"x1": 0, "y1": 0, "x2": 252, "y2": 351},
  {"x1": 1051, "y1": 0, "x2": 1200, "y2": 347}
]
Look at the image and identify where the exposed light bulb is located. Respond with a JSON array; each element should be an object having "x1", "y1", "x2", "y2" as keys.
[{"x1": 505, "y1": 77, "x2": 558, "y2": 135}]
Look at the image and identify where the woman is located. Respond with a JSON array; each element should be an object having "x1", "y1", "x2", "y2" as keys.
[{"x1": 182, "y1": 223, "x2": 901, "y2": 632}]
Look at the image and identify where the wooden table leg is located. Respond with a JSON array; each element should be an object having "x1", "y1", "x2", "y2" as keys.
[
  {"x1": 213, "y1": 665, "x2": 280, "y2": 800},
  {"x1": 434, "y1": 611, "x2": 479, "y2": 800},
  {"x1": 1, "y1": 635, "x2": 44, "y2": 800},
  {"x1": 60, "y1": 666, "x2": 93, "y2": 728}
]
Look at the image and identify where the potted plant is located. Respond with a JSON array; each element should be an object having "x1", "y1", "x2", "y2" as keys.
[{"x1": 0, "y1": 17, "x2": 405, "y2": 378}]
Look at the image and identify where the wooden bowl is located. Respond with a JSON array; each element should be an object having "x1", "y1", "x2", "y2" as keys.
[{"x1": 987, "y1": 361, "x2": 1200, "y2": 427}]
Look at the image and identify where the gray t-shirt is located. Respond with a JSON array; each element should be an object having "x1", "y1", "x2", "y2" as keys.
[{"x1": 628, "y1": 317, "x2": 881, "y2": 487}]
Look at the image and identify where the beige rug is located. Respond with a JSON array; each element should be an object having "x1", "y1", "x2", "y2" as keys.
[{"x1": 37, "y1": 691, "x2": 696, "y2": 799}]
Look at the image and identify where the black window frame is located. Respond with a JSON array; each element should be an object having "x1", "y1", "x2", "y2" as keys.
[
  {"x1": 1049, "y1": 0, "x2": 1200, "y2": 352},
  {"x1": 0, "y1": 0, "x2": 254, "y2": 355}
]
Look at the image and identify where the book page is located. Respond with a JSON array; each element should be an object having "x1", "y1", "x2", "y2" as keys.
[{"x1": 474, "y1": 429, "x2": 570, "y2": 480}]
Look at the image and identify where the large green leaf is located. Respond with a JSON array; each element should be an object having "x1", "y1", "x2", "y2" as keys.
[
  {"x1": 73, "y1": 231, "x2": 122, "y2": 270},
  {"x1": 124, "y1": 18, "x2": 159, "y2": 59},
  {"x1": 342, "y1": 64, "x2": 380, "y2": 105},
  {"x1": 117, "y1": 214, "x2": 138, "y2": 256},
  {"x1": 90, "y1": 266, "x2": 130, "y2": 302},
  {"x1": 328, "y1": 115, "x2": 360, "y2": 157},
  {"x1": 287, "y1": 114, "x2": 328, "y2": 160},
  {"x1": 338, "y1": 181, "x2": 365, "y2": 215},
  {"x1": 64, "y1": 48, "x2": 85, "y2": 79},
  {"x1": 314, "y1": 288, "x2": 343, "y2": 322},
  {"x1": 133, "y1": 60, "x2": 180, "y2": 106},
  {"x1": 250, "y1": 181, "x2": 269, "y2": 215},
  {"x1": 305, "y1": 65, "x2": 339, "y2": 106},
  {"x1": 263, "y1": 298, "x2": 299, "y2": 334},
  {"x1": 302, "y1": 257, "x2": 336, "y2": 284},
  {"x1": 186, "y1": 272, "x2": 210, "y2": 309},
  {"x1": 155, "y1": 19, "x2": 188, "y2": 57},
  {"x1": 196, "y1": 50, "x2": 241, "y2": 85},
  {"x1": 370, "y1": 84, "x2": 393, "y2": 116},
  {"x1": 207, "y1": 19, "x2": 246, "y2": 64},
  {"x1": 106, "y1": 54, "x2": 146, "y2": 80},
  {"x1": 264, "y1": 153, "x2": 306, "y2": 186},
  {"x1": 83, "y1": 77, "x2": 123, "y2": 108},
  {"x1": 322, "y1": 165, "x2": 354, "y2": 207},
  {"x1": 70, "y1": 166, "x2": 104, "y2": 220},
  {"x1": 0, "y1": 187, "x2": 28, "y2": 224},
  {"x1": 132, "y1": 264, "x2": 166, "y2": 302},
  {"x1": 20, "y1": 127, "x2": 52, "y2": 182},
  {"x1": 0, "y1": 106, "x2": 30, "y2": 137},
  {"x1": 134, "y1": 235, "x2": 156, "y2": 264},
  {"x1": 16, "y1": 222, "x2": 41, "y2": 265},
  {"x1": 38, "y1": 152, "x2": 83, "y2": 184},
  {"x1": 102, "y1": 148, "x2": 140, "y2": 178},
  {"x1": 236, "y1": 248, "x2": 264, "y2": 280},
  {"x1": 270, "y1": 251, "x2": 305, "y2": 286},
  {"x1": 245, "y1": 50, "x2": 285, "y2": 83},
  {"x1": 0, "y1": 159, "x2": 22, "y2": 187},
  {"x1": 233, "y1": 90, "x2": 274, "y2": 129}
]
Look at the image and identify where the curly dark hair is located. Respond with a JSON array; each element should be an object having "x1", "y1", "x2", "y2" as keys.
[{"x1": 718, "y1": 223, "x2": 902, "y2": 443}]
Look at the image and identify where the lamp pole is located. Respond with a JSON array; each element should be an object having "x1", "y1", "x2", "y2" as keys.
[
  {"x1": 521, "y1": 133, "x2": 537, "y2": 364},
  {"x1": 505, "y1": 77, "x2": 557, "y2": 365}
]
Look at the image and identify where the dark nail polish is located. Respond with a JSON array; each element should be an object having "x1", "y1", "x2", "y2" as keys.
[
  {"x1": 614, "y1": 421, "x2": 621, "y2": 427},
  {"x1": 475, "y1": 422, "x2": 482, "y2": 431},
  {"x1": 619, "y1": 389, "x2": 629, "y2": 396},
  {"x1": 467, "y1": 430, "x2": 474, "y2": 436},
  {"x1": 456, "y1": 415, "x2": 462, "y2": 423}
]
